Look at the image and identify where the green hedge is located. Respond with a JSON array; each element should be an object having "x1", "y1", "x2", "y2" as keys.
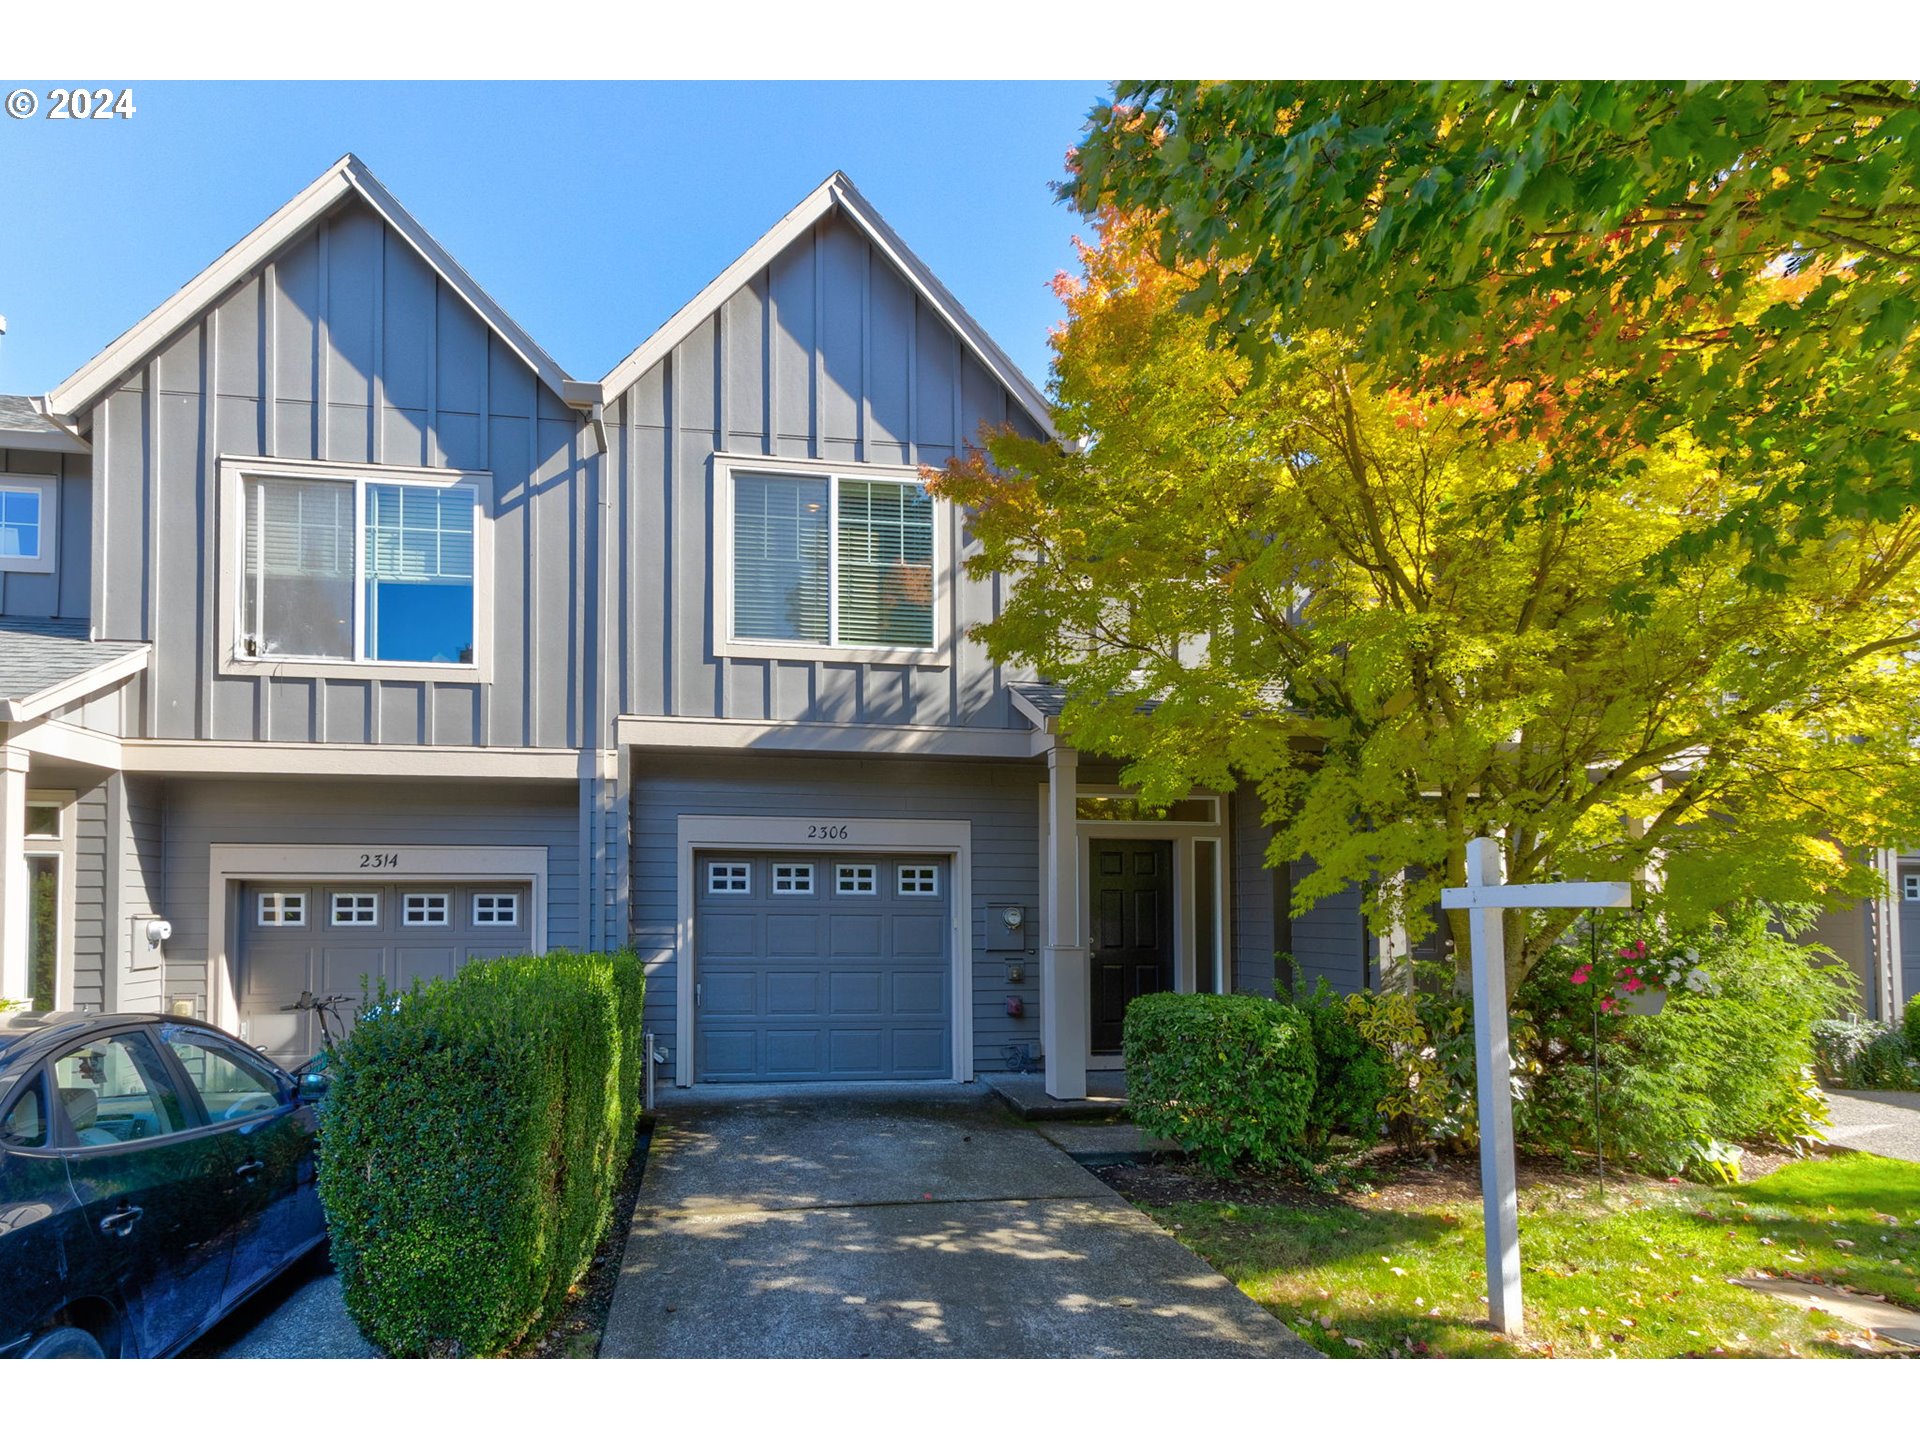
[
  {"x1": 316, "y1": 949, "x2": 645, "y2": 1356},
  {"x1": 1123, "y1": 992, "x2": 1316, "y2": 1177},
  {"x1": 1288, "y1": 979, "x2": 1389, "y2": 1153}
]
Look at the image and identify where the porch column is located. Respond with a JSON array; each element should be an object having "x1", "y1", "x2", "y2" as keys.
[
  {"x1": 1042, "y1": 742, "x2": 1088, "y2": 1100},
  {"x1": 0, "y1": 745, "x2": 29, "y2": 1003}
]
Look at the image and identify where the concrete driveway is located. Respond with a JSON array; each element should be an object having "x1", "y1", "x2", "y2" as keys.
[
  {"x1": 1824, "y1": 1090, "x2": 1920, "y2": 1165},
  {"x1": 600, "y1": 1082, "x2": 1318, "y2": 1359}
]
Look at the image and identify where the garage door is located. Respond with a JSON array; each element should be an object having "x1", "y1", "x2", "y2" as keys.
[
  {"x1": 236, "y1": 881, "x2": 532, "y2": 1068},
  {"x1": 695, "y1": 853, "x2": 951, "y2": 1082}
]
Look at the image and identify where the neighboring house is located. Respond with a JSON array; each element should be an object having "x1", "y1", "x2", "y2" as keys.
[
  {"x1": 0, "y1": 154, "x2": 1377, "y2": 1102},
  {"x1": 1810, "y1": 851, "x2": 1915, "y2": 1024}
]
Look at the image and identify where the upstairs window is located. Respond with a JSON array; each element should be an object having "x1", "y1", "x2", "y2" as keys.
[
  {"x1": 0, "y1": 477, "x2": 57, "y2": 574},
  {"x1": 729, "y1": 469, "x2": 935, "y2": 652},
  {"x1": 238, "y1": 467, "x2": 480, "y2": 667}
]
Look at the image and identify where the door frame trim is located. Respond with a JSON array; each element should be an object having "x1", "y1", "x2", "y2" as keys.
[
  {"x1": 673, "y1": 815, "x2": 974, "y2": 1088},
  {"x1": 206, "y1": 843, "x2": 548, "y2": 1034},
  {"x1": 1038, "y1": 785, "x2": 1233, "y2": 1070}
]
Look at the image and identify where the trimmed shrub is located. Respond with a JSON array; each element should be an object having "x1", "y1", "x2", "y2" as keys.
[
  {"x1": 1287, "y1": 977, "x2": 1388, "y2": 1153},
  {"x1": 1905, "y1": 1002, "x2": 1920, "y2": 1062},
  {"x1": 1123, "y1": 991, "x2": 1315, "y2": 1177},
  {"x1": 317, "y1": 949, "x2": 645, "y2": 1356}
]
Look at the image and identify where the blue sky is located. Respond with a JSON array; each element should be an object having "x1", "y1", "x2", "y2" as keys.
[{"x1": 0, "y1": 81, "x2": 1103, "y2": 398}]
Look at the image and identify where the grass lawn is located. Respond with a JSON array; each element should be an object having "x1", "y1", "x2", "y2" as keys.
[{"x1": 1127, "y1": 1150, "x2": 1920, "y2": 1358}]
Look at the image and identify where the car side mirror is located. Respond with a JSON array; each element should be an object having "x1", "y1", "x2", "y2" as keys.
[{"x1": 296, "y1": 1070, "x2": 331, "y2": 1105}]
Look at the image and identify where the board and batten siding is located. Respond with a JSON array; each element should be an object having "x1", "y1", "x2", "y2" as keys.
[
  {"x1": 150, "y1": 777, "x2": 580, "y2": 1017},
  {"x1": 69, "y1": 782, "x2": 108, "y2": 1011},
  {"x1": 85, "y1": 196, "x2": 597, "y2": 749},
  {"x1": 0, "y1": 448, "x2": 90, "y2": 620},
  {"x1": 629, "y1": 752, "x2": 1045, "y2": 1077},
  {"x1": 1228, "y1": 783, "x2": 1370, "y2": 997},
  {"x1": 603, "y1": 209, "x2": 1045, "y2": 736}
]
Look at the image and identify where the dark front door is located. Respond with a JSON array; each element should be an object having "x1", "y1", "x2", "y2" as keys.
[{"x1": 1089, "y1": 840, "x2": 1174, "y2": 1054}]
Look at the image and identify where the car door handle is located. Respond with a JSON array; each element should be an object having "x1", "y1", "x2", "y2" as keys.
[
  {"x1": 233, "y1": 1160, "x2": 266, "y2": 1180},
  {"x1": 99, "y1": 1206, "x2": 144, "y2": 1237}
]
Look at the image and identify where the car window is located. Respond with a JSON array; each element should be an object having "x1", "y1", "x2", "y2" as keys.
[
  {"x1": 162, "y1": 1029, "x2": 284, "y2": 1123},
  {"x1": 0, "y1": 1074, "x2": 48, "y2": 1148},
  {"x1": 52, "y1": 1032, "x2": 186, "y2": 1146}
]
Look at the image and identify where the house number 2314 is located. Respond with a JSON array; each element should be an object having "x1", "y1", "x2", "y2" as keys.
[
  {"x1": 359, "y1": 852, "x2": 401, "y2": 869},
  {"x1": 806, "y1": 824, "x2": 850, "y2": 840}
]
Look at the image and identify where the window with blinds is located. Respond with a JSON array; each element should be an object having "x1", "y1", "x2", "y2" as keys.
[
  {"x1": 730, "y1": 471, "x2": 934, "y2": 650},
  {"x1": 240, "y1": 472, "x2": 477, "y2": 665}
]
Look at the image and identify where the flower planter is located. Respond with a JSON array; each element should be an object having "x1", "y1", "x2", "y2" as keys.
[{"x1": 1613, "y1": 983, "x2": 1667, "y2": 1017}]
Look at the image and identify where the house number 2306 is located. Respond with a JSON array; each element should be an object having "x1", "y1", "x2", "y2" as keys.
[
  {"x1": 806, "y1": 824, "x2": 850, "y2": 840},
  {"x1": 359, "y1": 852, "x2": 401, "y2": 868}
]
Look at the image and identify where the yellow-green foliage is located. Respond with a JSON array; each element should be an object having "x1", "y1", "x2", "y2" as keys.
[
  {"x1": 933, "y1": 212, "x2": 1920, "y2": 988},
  {"x1": 317, "y1": 950, "x2": 645, "y2": 1356}
]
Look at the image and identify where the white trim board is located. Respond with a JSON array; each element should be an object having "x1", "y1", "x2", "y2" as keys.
[
  {"x1": 671, "y1": 814, "x2": 974, "y2": 1088},
  {"x1": 46, "y1": 154, "x2": 579, "y2": 420},
  {"x1": 203, "y1": 842, "x2": 548, "y2": 1034},
  {"x1": 617, "y1": 715, "x2": 1036, "y2": 760},
  {"x1": 597, "y1": 172, "x2": 1055, "y2": 440}
]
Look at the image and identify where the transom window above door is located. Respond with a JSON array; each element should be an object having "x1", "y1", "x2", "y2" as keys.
[
  {"x1": 723, "y1": 463, "x2": 940, "y2": 659},
  {"x1": 225, "y1": 459, "x2": 490, "y2": 677}
]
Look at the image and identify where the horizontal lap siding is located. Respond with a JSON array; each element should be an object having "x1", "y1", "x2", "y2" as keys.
[
  {"x1": 607, "y1": 209, "x2": 1045, "y2": 738},
  {"x1": 88, "y1": 197, "x2": 594, "y2": 748},
  {"x1": 1230, "y1": 784, "x2": 1279, "y2": 997},
  {"x1": 0, "y1": 448, "x2": 90, "y2": 620},
  {"x1": 1288, "y1": 861, "x2": 1369, "y2": 995},
  {"x1": 629, "y1": 753, "x2": 1043, "y2": 1077},
  {"x1": 155, "y1": 777, "x2": 580, "y2": 1016}
]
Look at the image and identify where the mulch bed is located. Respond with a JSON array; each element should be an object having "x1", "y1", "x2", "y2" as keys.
[
  {"x1": 1094, "y1": 1141, "x2": 1812, "y2": 1214},
  {"x1": 512, "y1": 1121, "x2": 654, "y2": 1358}
]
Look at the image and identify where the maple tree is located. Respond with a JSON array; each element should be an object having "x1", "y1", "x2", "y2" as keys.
[
  {"x1": 933, "y1": 214, "x2": 1920, "y2": 984},
  {"x1": 1068, "y1": 81, "x2": 1920, "y2": 574}
]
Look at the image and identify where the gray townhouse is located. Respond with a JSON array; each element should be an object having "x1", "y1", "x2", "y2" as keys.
[{"x1": 6, "y1": 156, "x2": 1903, "y2": 1103}]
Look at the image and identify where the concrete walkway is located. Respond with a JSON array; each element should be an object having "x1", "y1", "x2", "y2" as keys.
[
  {"x1": 1824, "y1": 1090, "x2": 1920, "y2": 1165},
  {"x1": 600, "y1": 1081, "x2": 1318, "y2": 1359}
]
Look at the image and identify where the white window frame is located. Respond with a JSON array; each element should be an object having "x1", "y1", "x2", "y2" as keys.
[
  {"x1": 836, "y1": 863, "x2": 877, "y2": 896},
  {"x1": 897, "y1": 864, "x2": 940, "y2": 897},
  {"x1": 217, "y1": 455, "x2": 494, "y2": 683},
  {"x1": 472, "y1": 892, "x2": 521, "y2": 927},
  {"x1": 23, "y1": 790, "x2": 76, "y2": 1010},
  {"x1": 772, "y1": 863, "x2": 814, "y2": 895},
  {"x1": 402, "y1": 892, "x2": 451, "y2": 927},
  {"x1": 257, "y1": 891, "x2": 307, "y2": 927},
  {"x1": 330, "y1": 892, "x2": 379, "y2": 927},
  {"x1": 0, "y1": 474, "x2": 58, "y2": 575},
  {"x1": 706, "y1": 862, "x2": 751, "y2": 895},
  {"x1": 1904, "y1": 873, "x2": 1920, "y2": 903},
  {"x1": 711, "y1": 454, "x2": 951, "y2": 667}
]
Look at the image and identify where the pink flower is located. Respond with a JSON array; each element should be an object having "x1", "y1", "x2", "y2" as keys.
[
  {"x1": 1570, "y1": 965, "x2": 1591, "y2": 986},
  {"x1": 1623, "y1": 975, "x2": 1644, "y2": 993},
  {"x1": 1617, "y1": 946, "x2": 1636, "y2": 960},
  {"x1": 1600, "y1": 996, "x2": 1617, "y2": 1013}
]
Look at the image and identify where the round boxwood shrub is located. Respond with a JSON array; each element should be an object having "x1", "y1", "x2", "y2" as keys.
[
  {"x1": 1123, "y1": 991, "x2": 1316, "y2": 1177},
  {"x1": 316, "y1": 949, "x2": 645, "y2": 1356}
]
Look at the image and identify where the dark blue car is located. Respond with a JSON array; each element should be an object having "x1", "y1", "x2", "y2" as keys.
[{"x1": 0, "y1": 1011, "x2": 328, "y2": 1357}]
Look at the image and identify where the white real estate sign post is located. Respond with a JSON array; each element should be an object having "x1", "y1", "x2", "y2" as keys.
[{"x1": 1440, "y1": 837, "x2": 1632, "y2": 1336}]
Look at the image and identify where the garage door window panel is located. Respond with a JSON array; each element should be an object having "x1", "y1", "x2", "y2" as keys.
[
  {"x1": 836, "y1": 864, "x2": 876, "y2": 895},
  {"x1": 330, "y1": 892, "x2": 378, "y2": 927},
  {"x1": 772, "y1": 863, "x2": 814, "y2": 894},
  {"x1": 707, "y1": 862, "x2": 751, "y2": 895},
  {"x1": 403, "y1": 893, "x2": 450, "y2": 926},
  {"x1": 898, "y1": 864, "x2": 938, "y2": 896},
  {"x1": 473, "y1": 892, "x2": 519, "y2": 926},
  {"x1": 257, "y1": 892, "x2": 306, "y2": 927}
]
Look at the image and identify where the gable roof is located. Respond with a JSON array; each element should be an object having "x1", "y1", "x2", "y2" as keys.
[
  {"x1": 45, "y1": 154, "x2": 580, "y2": 422},
  {"x1": 0, "y1": 617, "x2": 149, "y2": 723},
  {"x1": 597, "y1": 172, "x2": 1056, "y2": 440}
]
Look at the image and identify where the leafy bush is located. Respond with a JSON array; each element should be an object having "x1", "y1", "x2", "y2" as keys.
[
  {"x1": 1345, "y1": 970, "x2": 1481, "y2": 1150},
  {"x1": 1287, "y1": 977, "x2": 1388, "y2": 1152},
  {"x1": 1906, "y1": 1002, "x2": 1920, "y2": 1061},
  {"x1": 1123, "y1": 992, "x2": 1316, "y2": 1177},
  {"x1": 1813, "y1": 1016, "x2": 1920, "y2": 1090},
  {"x1": 1516, "y1": 907, "x2": 1845, "y2": 1178},
  {"x1": 317, "y1": 950, "x2": 645, "y2": 1356}
]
